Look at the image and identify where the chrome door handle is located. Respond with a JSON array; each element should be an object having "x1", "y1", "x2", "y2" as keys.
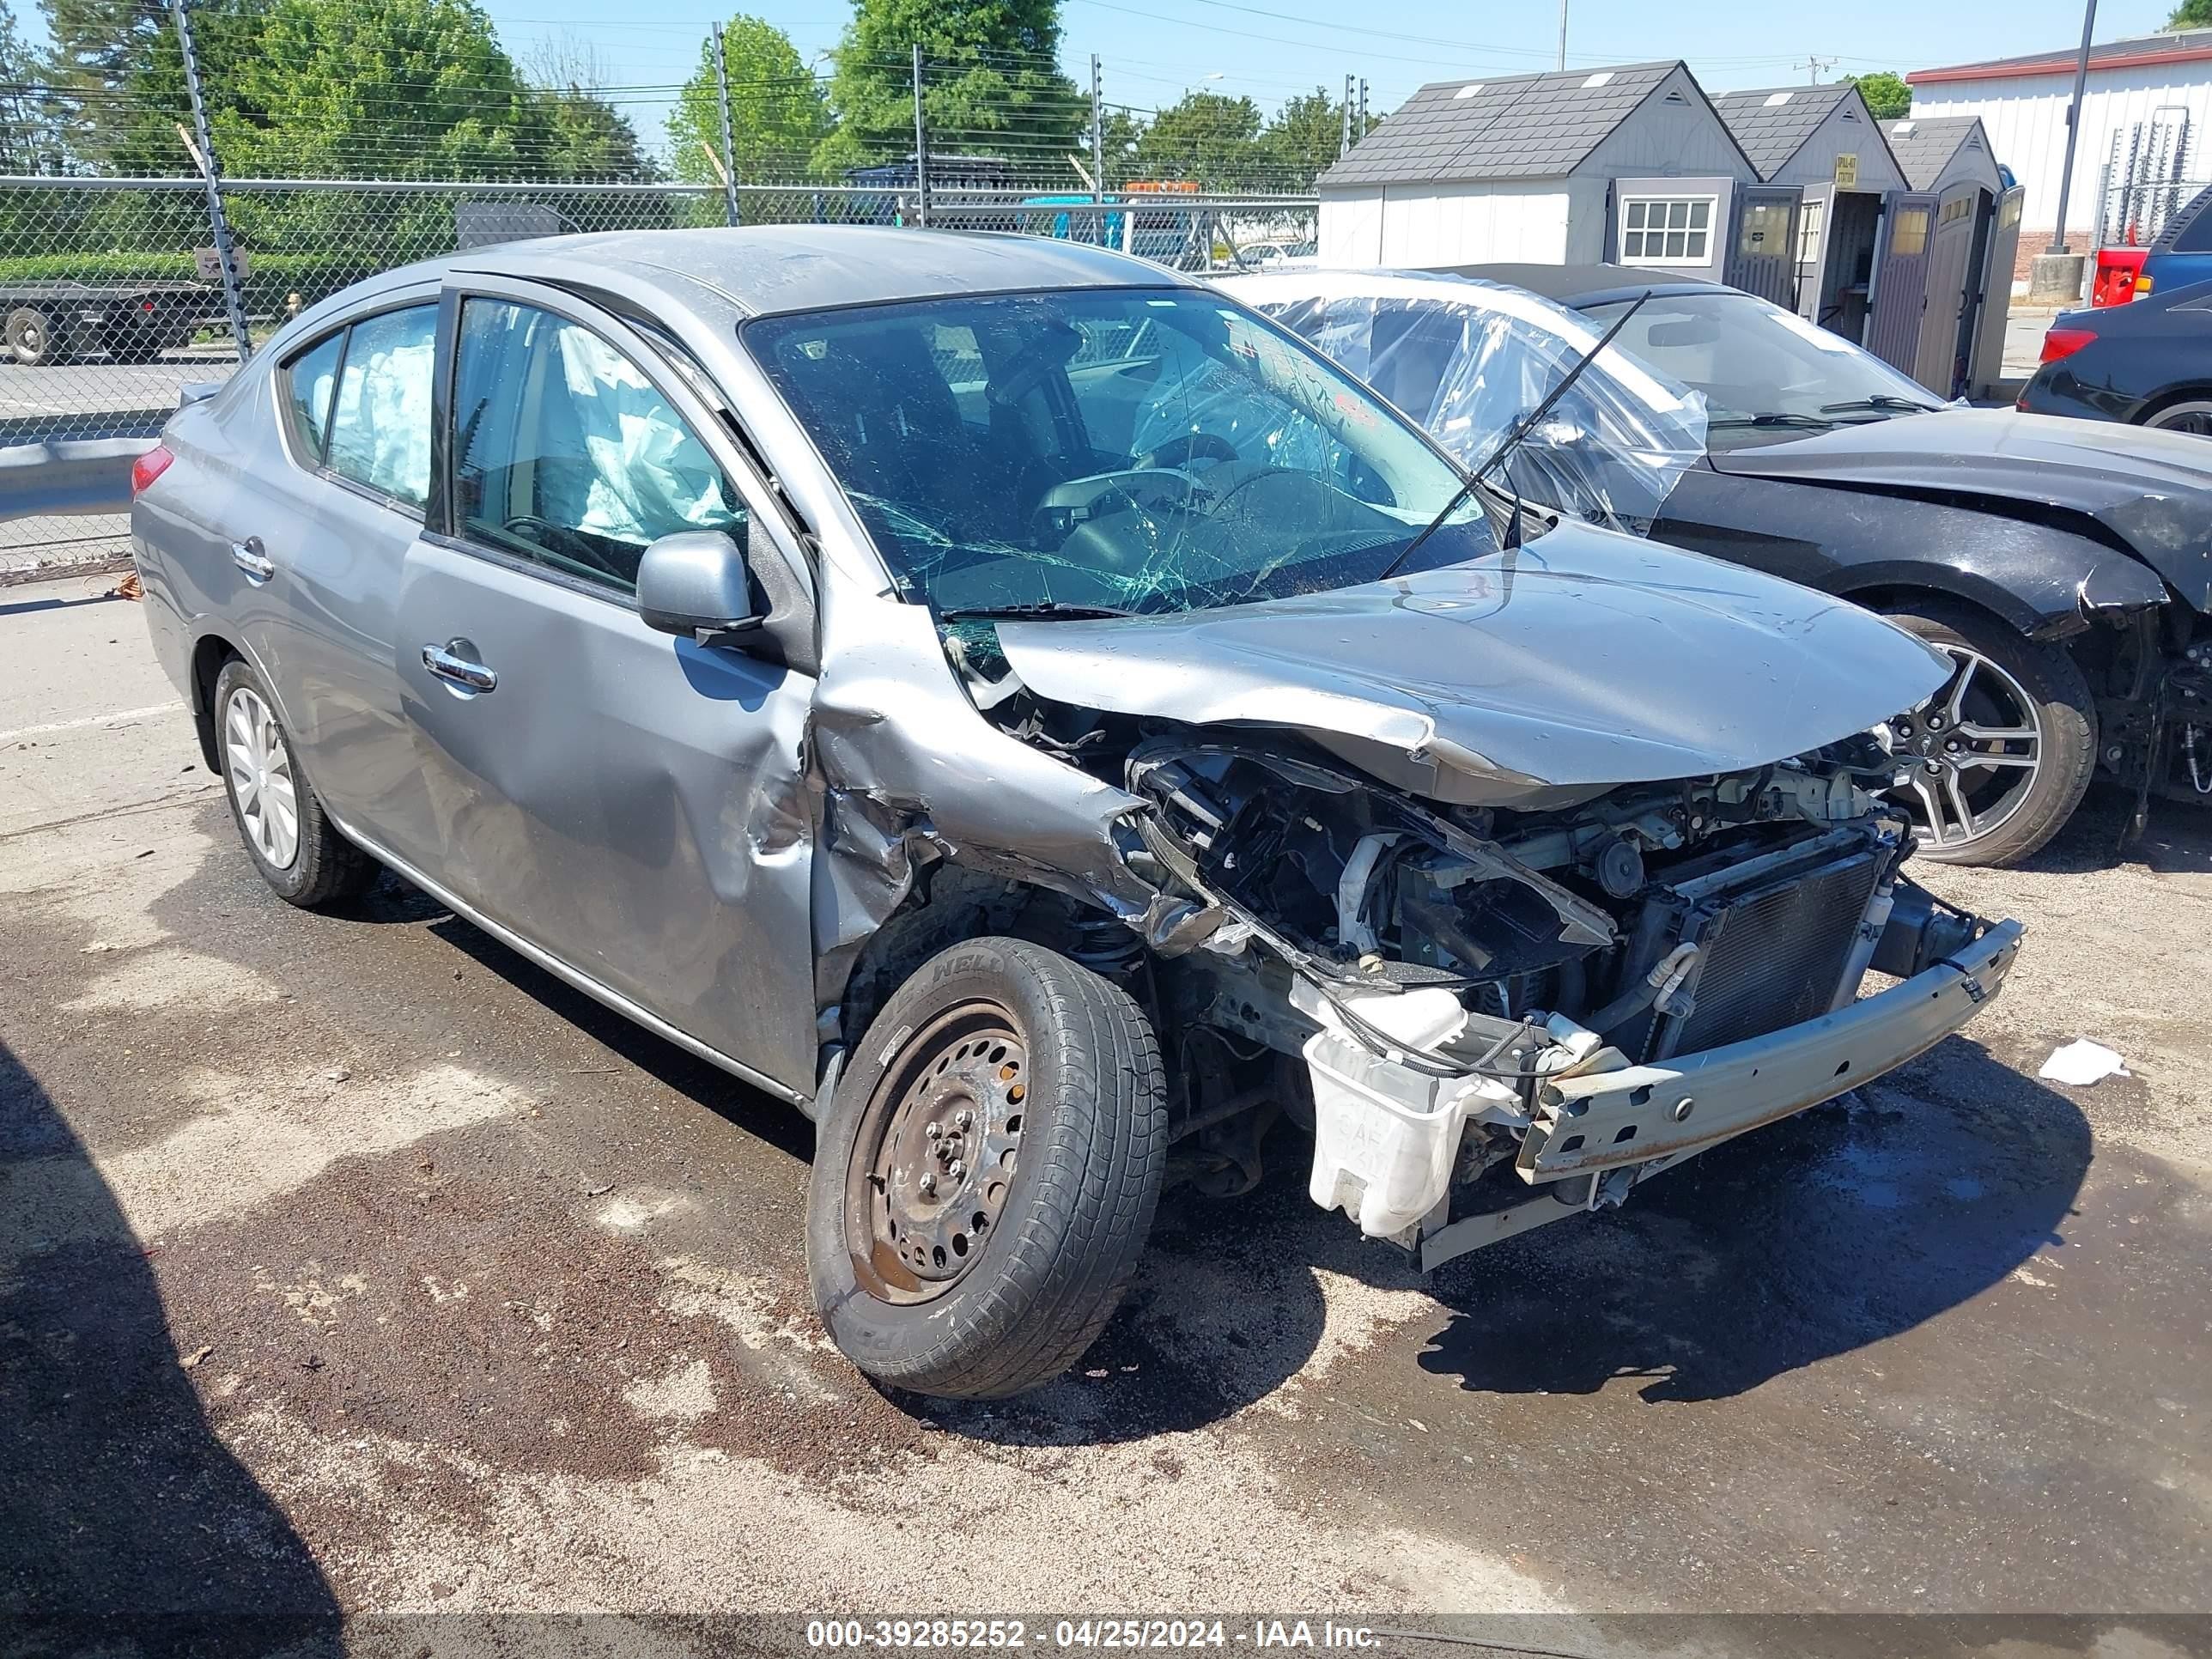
[
  {"x1": 230, "y1": 538, "x2": 274, "y2": 581},
  {"x1": 421, "y1": 641, "x2": 497, "y2": 694}
]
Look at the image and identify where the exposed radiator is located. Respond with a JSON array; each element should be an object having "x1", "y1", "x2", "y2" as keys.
[{"x1": 1614, "y1": 830, "x2": 1889, "y2": 1063}]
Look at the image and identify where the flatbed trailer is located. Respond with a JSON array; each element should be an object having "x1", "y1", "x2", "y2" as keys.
[{"x1": 1, "y1": 280, "x2": 223, "y2": 366}]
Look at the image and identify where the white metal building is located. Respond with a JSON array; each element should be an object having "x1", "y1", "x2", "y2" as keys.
[
  {"x1": 1316, "y1": 62, "x2": 1759, "y2": 274},
  {"x1": 1909, "y1": 29, "x2": 2212, "y2": 250}
]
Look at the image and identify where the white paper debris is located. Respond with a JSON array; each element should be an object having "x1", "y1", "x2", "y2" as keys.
[{"x1": 2039, "y1": 1039, "x2": 2130, "y2": 1086}]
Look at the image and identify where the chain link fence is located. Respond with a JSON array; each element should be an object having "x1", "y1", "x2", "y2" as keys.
[{"x1": 1, "y1": 7, "x2": 1326, "y2": 579}]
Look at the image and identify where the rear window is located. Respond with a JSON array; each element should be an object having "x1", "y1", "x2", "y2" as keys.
[
  {"x1": 282, "y1": 331, "x2": 344, "y2": 461},
  {"x1": 2159, "y1": 185, "x2": 2212, "y2": 253}
]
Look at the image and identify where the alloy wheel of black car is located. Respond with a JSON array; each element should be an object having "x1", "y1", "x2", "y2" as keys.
[
  {"x1": 1879, "y1": 605, "x2": 2098, "y2": 867},
  {"x1": 2142, "y1": 398, "x2": 2212, "y2": 436}
]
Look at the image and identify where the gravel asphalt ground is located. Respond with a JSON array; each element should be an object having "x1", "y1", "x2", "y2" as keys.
[{"x1": 2, "y1": 572, "x2": 2207, "y2": 1656}]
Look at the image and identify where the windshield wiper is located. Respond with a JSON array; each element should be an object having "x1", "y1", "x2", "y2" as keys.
[
  {"x1": 1708, "y1": 412, "x2": 1856, "y2": 431},
  {"x1": 1376, "y1": 290, "x2": 1653, "y2": 582},
  {"x1": 937, "y1": 601, "x2": 1140, "y2": 622},
  {"x1": 1817, "y1": 394, "x2": 1941, "y2": 415}
]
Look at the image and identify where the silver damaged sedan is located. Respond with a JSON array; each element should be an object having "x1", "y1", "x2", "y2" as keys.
[{"x1": 131, "y1": 228, "x2": 2024, "y2": 1400}]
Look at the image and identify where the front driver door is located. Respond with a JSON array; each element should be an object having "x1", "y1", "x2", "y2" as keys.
[{"x1": 392, "y1": 281, "x2": 818, "y2": 1097}]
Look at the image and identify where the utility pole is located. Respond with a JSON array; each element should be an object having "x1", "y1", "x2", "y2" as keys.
[
  {"x1": 911, "y1": 44, "x2": 930, "y2": 228},
  {"x1": 1557, "y1": 0, "x2": 1568, "y2": 71},
  {"x1": 168, "y1": 0, "x2": 252, "y2": 362},
  {"x1": 710, "y1": 22, "x2": 742, "y2": 228},
  {"x1": 1090, "y1": 52, "x2": 1104, "y2": 229},
  {"x1": 1340, "y1": 74, "x2": 1353, "y2": 158},
  {"x1": 2048, "y1": 0, "x2": 2100, "y2": 253},
  {"x1": 1795, "y1": 54, "x2": 1838, "y2": 84},
  {"x1": 1358, "y1": 77, "x2": 1368, "y2": 139}
]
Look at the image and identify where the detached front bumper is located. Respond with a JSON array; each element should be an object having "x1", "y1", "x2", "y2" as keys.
[{"x1": 1304, "y1": 917, "x2": 2025, "y2": 1273}]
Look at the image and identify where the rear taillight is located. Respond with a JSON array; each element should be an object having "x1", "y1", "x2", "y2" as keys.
[
  {"x1": 2039, "y1": 326, "x2": 2098, "y2": 365},
  {"x1": 130, "y1": 444, "x2": 173, "y2": 496}
]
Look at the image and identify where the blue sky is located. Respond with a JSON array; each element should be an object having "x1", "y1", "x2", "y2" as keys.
[
  {"x1": 14, "y1": 0, "x2": 2184, "y2": 144},
  {"x1": 463, "y1": 0, "x2": 2177, "y2": 118}
]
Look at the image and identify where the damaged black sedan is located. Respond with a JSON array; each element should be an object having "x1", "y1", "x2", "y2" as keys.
[{"x1": 131, "y1": 228, "x2": 2021, "y2": 1401}]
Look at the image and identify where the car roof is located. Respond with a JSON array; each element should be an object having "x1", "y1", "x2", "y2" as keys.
[
  {"x1": 333, "y1": 225, "x2": 1200, "y2": 322},
  {"x1": 1435, "y1": 262, "x2": 1725, "y2": 307}
]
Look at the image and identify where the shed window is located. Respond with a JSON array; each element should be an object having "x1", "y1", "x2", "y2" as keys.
[
  {"x1": 1620, "y1": 196, "x2": 1714, "y2": 265},
  {"x1": 1889, "y1": 207, "x2": 1930, "y2": 257},
  {"x1": 1738, "y1": 201, "x2": 1794, "y2": 258}
]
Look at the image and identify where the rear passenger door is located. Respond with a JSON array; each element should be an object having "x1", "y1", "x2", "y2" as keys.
[
  {"x1": 252, "y1": 293, "x2": 443, "y2": 835},
  {"x1": 391, "y1": 281, "x2": 820, "y2": 1095}
]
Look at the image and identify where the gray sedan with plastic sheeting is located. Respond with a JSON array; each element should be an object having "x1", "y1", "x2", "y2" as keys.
[{"x1": 129, "y1": 227, "x2": 2020, "y2": 1400}]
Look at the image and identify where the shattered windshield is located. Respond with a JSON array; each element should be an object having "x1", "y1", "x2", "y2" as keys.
[
  {"x1": 1579, "y1": 290, "x2": 1944, "y2": 449},
  {"x1": 744, "y1": 289, "x2": 1495, "y2": 616}
]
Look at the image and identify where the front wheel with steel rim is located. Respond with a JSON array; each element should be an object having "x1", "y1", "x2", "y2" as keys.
[
  {"x1": 806, "y1": 935, "x2": 1167, "y2": 1400},
  {"x1": 212, "y1": 657, "x2": 378, "y2": 907},
  {"x1": 1879, "y1": 601, "x2": 2097, "y2": 868}
]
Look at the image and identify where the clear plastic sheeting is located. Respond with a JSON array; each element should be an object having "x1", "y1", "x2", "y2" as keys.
[{"x1": 1222, "y1": 270, "x2": 1709, "y2": 536}]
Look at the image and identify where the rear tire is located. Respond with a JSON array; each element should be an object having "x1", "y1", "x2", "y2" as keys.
[
  {"x1": 212, "y1": 658, "x2": 377, "y2": 908},
  {"x1": 1880, "y1": 601, "x2": 2096, "y2": 867},
  {"x1": 806, "y1": 936, "x2": 1167, "y2": 1401},
  {"x1": 5, "y1": 306, "x2": 63, "y2": 367},
  {"x1": 2141, "y1": 396, "x2": 2212, "y2": 436}
]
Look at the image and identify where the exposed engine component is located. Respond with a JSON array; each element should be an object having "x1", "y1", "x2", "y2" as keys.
[{"x1": 966, "y1": 682, "x2": 2002, "y2": 1273}]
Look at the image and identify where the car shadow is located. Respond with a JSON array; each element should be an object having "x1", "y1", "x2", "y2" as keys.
[
  {"x1": 309, "y1": 852, "x2": 2089, "y2": 1437},
  {"x1": 1413, "y1": 1036, "x2": 2090, "y2": 1402},
  {"x1": 2021, "y1": 782, "x2": 2212, "y2": 878},
  {"x1": 0, "y1": 1037, "x2": 342, "y2": 1653},
  {"x1": 332, "y1": 871, "x2": 816, "y2": 1164}
]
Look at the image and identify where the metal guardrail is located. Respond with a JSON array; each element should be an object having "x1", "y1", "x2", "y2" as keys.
[{"x1": 0, "y1": 437, "x2": 150, "y2": 522}]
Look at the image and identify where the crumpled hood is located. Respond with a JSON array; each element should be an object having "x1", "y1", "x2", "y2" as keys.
[
  {"x1": 996, "y1": 522, "x2": 1948, "y2": 805},
  {"x1": 1708, "y1": 408, "x2": 2212, "y2": 612}
]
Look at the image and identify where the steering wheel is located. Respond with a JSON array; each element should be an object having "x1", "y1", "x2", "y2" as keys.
[{"x1": 1136, "y1": 431, "x2": 1239, "y2": 471}]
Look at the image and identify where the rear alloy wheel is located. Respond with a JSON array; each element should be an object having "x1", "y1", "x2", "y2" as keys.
[
  {"x1": 1879, "y1": 602, "x2": 2096, "y2": 867},
  {"x1": 807, "y1": 936, "x2": 1166, "y2": 1400},
  {"x1": 2142, "y1": 398, "x2": 2212, "y2": 436},
  {"x1": 4, "y1": 306, "x2": 61, "y2": 367},
  {"x1": 212, "y1": 658, "x2": 378, "y2": 907}
]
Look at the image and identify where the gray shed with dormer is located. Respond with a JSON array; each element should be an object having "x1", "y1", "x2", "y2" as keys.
[
  {"x1": 1318, "y1": 62, "x2": 1781, "y2": 292},
  {"x1": 1713, "y1": 82, "x2": 1909, "y2": 343}
]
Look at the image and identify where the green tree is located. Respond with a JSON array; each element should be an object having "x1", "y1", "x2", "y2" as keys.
[
  {"x1": 2167, "y1": 0, "x2": 2212, "y2": 27},
  {"x1": 36, "y1": 0, "x2": 162, "y2": 163},
  {"x1": 1260, "y1": 86, "x2": 1375, "y2": 188},
  {"x1": 1133, "y1": 89, "x2": 1264, "y2": 191},
  {"x1": 210, "y1": 0, "x2": 545, "y2": 179},
  {"x1": 1844, "y1": 70, "x2": 1911, "y2": 121},
  {"x1": 667, "y1": 13, "x2": 828, "y2": 185},
  {"x1": 518, "y1": 33, "x2": 658, "y2": 182},
  {"x1": 0, "y1": 0, "x2": 59, "y2": 172},
  {"x1": 817, "y1": 0, "x2": 1082, "y2": 176}
]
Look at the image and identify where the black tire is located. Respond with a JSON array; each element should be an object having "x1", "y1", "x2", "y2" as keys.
[
  {"x1": 807, "y1": 936, "x2": 1167, "y2": 1400},
  {"x1": 212, "y1": 658, "x2": 377, "y2": 908},
  {"x1": 5, "y1": 306, "x2": 63, "y2": 367},
  {"x1": 1882, "y1": 600, "x2": 2097, "y2": 867}
]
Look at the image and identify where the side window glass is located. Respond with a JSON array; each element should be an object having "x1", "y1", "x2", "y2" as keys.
[
  {"x1": 451, "y1": 298, "x2": 743, "y2": 594},
  {"x1": 283, "y1": 330, "x2": 344, "y2": 462},
  {"x1": 325, "y1": 305, "x2": 437, "y2": 507}
]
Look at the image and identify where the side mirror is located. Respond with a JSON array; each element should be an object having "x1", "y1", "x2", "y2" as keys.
[{"x1": 637, "y1": 527, "x2": 763, "y2": 642}]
